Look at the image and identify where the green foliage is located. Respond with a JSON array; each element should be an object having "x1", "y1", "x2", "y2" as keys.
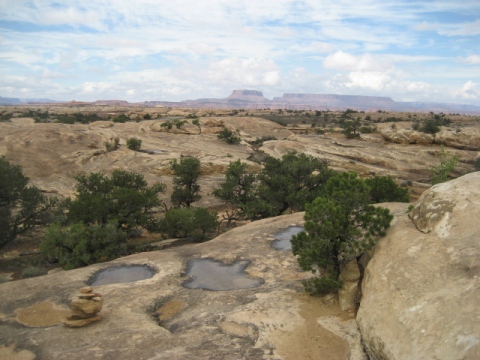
[
  {"x1": 365, "y1": 176, "x2": 410, "y2": 203},
  {"x1": 112, "y1": 114, "x2": 129, "y2": 123},
  {"x1": 213, "y1": 153, "x2": 333, "y2": 221},
  {"x1": 0, "y1": 112, "x2": 13, "y2": 122},
  {"x1": 359, "y1": 126, "x2": 374, "y2": 134},
  {"x1": 126, "y1": 137, "x2": 142, "y2": 151},
  {"x1": 250, "y1": 135, "x2": 277, "y2": 146},
  {"x1": 291, "y1": 172, "x2": 393, "y2": 294},
  {"x1": 212, "y1": 160, "x2": 257, "y2": 224},
  {"x1": 430, "y1": 146, "x2": 459, "y2": 185},
  {"x1": 342, "y1": 119, "x2": 361, "y2": 139},
  {"x1": 41, "y1": 222, "x2": 128, "y2": 269},
  {"x1": 161, "y1": 119, "x2": 186, "y2": 130},
  {"x1": 0, "y1": 156, "x2": 56, "y2": 248},
  {"x1": 474, "y1": 157, "x2": 480, "y2": 171},
  {"x1": 143, "y1": 113, "x2": 152, "y2": 120},
  {"x1": 218, "y1": 128, "x2": 241, "y2": 144},
  {"x1": 170, "y1": 157, "x2": 201, "y2": 207},
  {"x1": 21, "y1": 266, "x2": 48, "y2": 278},
  {"x1": 159, "y1": 207, "x2": 218, "y2": 242},
  {"x1": 254, "y1": 153, "x2": 333, "y2": 217},
  {"x1": 67, "y1": 170, "x2": 165, "y2": 231},
  {"x1": 104, "y1": 137, "x2": 120, "y2": 152},
  {"x1": 301, "y1": 276, "x2": 343, "y2": 295}
]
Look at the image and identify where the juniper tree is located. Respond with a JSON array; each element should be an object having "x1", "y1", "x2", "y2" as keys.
[
  {"x1": 170, "y1": 156, "x2": 202, "y2": 207},
  {"x1": 291, "y1": 172, "x2": 393, "y2": 294}
]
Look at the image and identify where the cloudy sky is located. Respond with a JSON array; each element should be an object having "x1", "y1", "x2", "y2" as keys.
[{"x1": 1, "y1": 0, "x2": 479, "y2": 104}]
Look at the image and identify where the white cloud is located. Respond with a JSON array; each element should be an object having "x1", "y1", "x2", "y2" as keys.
[
  {"x1": 463, "y1": 55, "x2": 480, "y2": 65},
  {"x1": 324, "y1": 51, "x2": 391, "y2": 72},
  {"x1": 207, "y1": 58, "x2": 280, "y2": 87},
  {"x1": 456, "y1": 81, "x2": 479, "y2": 100},
  {"x1": 346, "y1": 71, "x2": 392, "y2": 91}
]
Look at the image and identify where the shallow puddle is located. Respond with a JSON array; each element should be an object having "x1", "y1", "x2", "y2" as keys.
[
  {"x1": 182, "y1": 259, "x2": 263, "y2": 291},
  {"x1": 271, "y1": 226, "x2": 304, "y2": 251},
  {"x1": 87, "y1": 264, "x2": 156, "y2": 286}
]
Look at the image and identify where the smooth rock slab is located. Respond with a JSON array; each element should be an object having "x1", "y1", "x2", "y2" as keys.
[{"x1": 357, "y1": 173, "x2": 480, "y2": 360}]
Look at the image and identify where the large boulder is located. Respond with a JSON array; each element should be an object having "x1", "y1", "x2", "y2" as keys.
[
  {"x1": 357, "y1": 172, "x2": 480, "y2": 359},
  {"x1": 379, "y1": 126, "x2": 434, "y2": 145},
  {"x1": 435, "y1": 127, "x2": 480, "y2": 150}
]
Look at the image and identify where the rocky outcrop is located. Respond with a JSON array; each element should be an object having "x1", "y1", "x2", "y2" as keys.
[
  {"x1": 338, "y1": 259, "x2": 361, "y2": 313},
  {"x1": 379, "y1": 126, "x2": 435, "y2": 145},
  {"x1": 435, "y1": 127, "x2": 480, "y2": 150},
  {"x1": 357, "y1": 173, "x2": 480, "y2": 360}
]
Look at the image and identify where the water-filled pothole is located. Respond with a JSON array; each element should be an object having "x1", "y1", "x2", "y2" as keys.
[
  {"x1": 182, "y1": 259, "x2": 264, "y2": 291},
  {"x1": 87, "y1": 264, "x2": 156, "y2": 286},
  {"x1": 271, "y1": 226, "x2": 304, "y2": 251}
]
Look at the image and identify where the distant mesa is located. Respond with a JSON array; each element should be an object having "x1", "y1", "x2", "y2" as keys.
[
  {"x1": 2, "y1": 90, "x2": 480, "y2": 114},
  {"x1": 144, "y1": 90, "x2": 480, "y2": 114}
]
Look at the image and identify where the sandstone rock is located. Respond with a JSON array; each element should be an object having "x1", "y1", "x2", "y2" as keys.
[
  {"x1": 63, "y1": 315, "x2": 102, "y2": 328},
  {"x1": 338, "y1": 259, "x2": 361, "y2": 312},
  {"x1": 0, "y1": 212, "x2": 361, "y2": 359},
  {"x1": 435, "y1": 127, "x2": 480, "y2": 150},
  {"x1": 357, "y1": 172, "x2": 480, "y2": 360},
  {"x1": 380, "y1": 126, "x2": 434, "y2": 145}
]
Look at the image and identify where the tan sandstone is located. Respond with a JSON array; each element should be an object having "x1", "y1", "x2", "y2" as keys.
[{"x1": 357, "y1": 172, "x2": 480, "y2": 360}]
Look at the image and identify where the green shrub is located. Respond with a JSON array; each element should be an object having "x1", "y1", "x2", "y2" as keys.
[
  {"x1": 218, "y1": 128, "x2": 241, "y2": 144},
  {"x1": 112, "y1": 114, "x2": 128, "y2": 123},
  {"x1": 127, "y1": 137, "x2": 142, "y2": 151},
  {"x1": 430, "y1": 146, "x2": 459, "y2": 185},
  {"x1": 301, "y1": 276, "x2": 343, "y2": 295},
  {"x1": 365, "y1": 175, "x2": 410, "y2": 203},
  {"x1": 360, "y1": 126, "x2": 373, "y2": 134},
  {"x1": 41, "y1": 222, "x2": 128, "y2": 270},
  {"x1": 159, "y1": 207, "x2": 218, "y2": 242},
  {"x1": 104, "y1": 138, "x2": 119, "y2": 152},
  {"x1": 291, "y1": 172, "x2": 393, "y2": 294},
  {"x1": 21, "y1": 266, "x2": 48, "y2": 278},
  {"x1": 474, "y1": 157, "x2": 480, "y2": 171}
]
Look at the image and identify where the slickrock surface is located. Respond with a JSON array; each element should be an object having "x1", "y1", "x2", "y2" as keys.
[
  {"x1": 0, "y1": 213, "x2": 366, "y2": 360},
  {"x1": 0, "y1": 117, "x2": 476, "y2": 205}
]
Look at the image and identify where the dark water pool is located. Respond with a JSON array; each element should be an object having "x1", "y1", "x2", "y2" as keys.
[
  {"x1": 182, "y1": 259, "x2": 263, "y2": 291},
  {"x1": 271, "y1": 226, "x2": 304, "y2": 251},
  {"x1": 87, "y1": 264, "x2": 156, "y2": 286}
]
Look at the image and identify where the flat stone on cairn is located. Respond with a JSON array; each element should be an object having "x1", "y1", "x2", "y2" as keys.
[{"x1": 63, "y1": 286, "x2": 103, "y2": 328}]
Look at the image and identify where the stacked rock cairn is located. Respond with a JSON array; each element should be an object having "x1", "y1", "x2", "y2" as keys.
[{"x1": 63, "y1": 286, "x2": 103, "y2": 327}]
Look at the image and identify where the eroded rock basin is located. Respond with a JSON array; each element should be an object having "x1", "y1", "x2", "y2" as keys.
[
  {"x1": 182, "y1": 259, "x2": 264, "y2": 291},
  {"x1": 272, "y1": 226, "x2": 304, "y2": 251},
  {"x1": 87, "y1": 264, "x2": 156, "y2": 286}
]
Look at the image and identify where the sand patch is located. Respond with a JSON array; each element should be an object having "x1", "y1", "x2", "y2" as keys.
[{"x1": 15, "y1": 300, "x2": 70, "y2": 327}]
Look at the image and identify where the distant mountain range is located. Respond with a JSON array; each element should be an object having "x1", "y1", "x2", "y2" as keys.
[
  {"x1": 2, "y1": 91, "x2": 479, "y2": 114},
  {"x1": 145, "y1": 90, "x2": 480, "y2": 114},
  {"x1": 0, "y1": 96, "x2": 58, "y2": 105}
]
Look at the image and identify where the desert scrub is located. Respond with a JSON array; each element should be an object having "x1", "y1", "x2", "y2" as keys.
[
  {"x1": 21, "y1": 266, "x2": 48, "y2": 278},
  {"x1": 127, "y1": 137, "x2": 142, "y2": 151}
]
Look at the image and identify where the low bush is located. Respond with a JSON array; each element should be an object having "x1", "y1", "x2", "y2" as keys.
[
  {"x1": 41, "y1": 222, "x2": 128, "y2": 270},
  {"x1": 218, "y1": 128, "x2": 241, "y2": 144},
  {"x1": 127, "y1": 137, "x2": 142, "y2": 151}
]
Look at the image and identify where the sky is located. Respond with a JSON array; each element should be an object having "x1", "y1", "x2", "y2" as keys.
[{"x1": 0, "y1": 0, "x2": 479, "y2": 105}]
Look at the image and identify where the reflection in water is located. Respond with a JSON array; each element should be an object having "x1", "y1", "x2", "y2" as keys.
[
  {"x1": 182, "y1": 259, "x2": 263, "y2": 291},
  {"x1": 88, "y1": 265, "x2": 156, "y2": 286},
  {"x1": 271, "y1": 226, "x2": 304, "y2": 251}
]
